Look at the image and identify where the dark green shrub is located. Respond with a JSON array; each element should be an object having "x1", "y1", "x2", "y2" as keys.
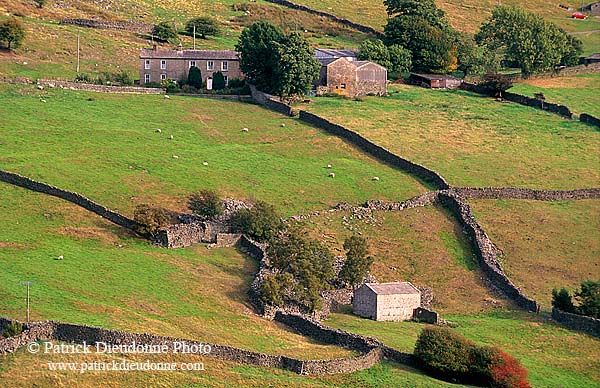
[
  {"x1": 552, "y1": 287, "x2": 576, "y2": 313},
  {"x1": 114, "y1": 70, "x2": 133, "y2": 86},
  {"x1": 188, "y1": 190, "x2": 223, "y2": 219},
  {"x1": 133, "y1": 204, "x2": 169, "y2": 235},
  {"x1": 414, "y1": 327, "x2": 473, "y2": 380},
  {"x1": 74, "y1": 73, "x2": 92, "y2": 83},
  {"x1": 3, "y1": 321, "x2": 23, "y2": 337},
  {"x1": 480, "y1": 73, "x2": 513, "y2": 97},
  {"x1": 185, "y1": 17, "x2": 220, "y2": 38},
  {"x1": 230, "y1": 201, "x2": 282, "y2": 242},
  {"x1": 227, "y1": 78, "x2": 245, "y2": 88},
  {"x1": 188, "y1": 66, "x2": 203, "y2": 89},
  {"x1": 575, "y1": 280, "x2": 600, "y2": 318},
  {"x1": 0, "y1": 18, "x2": 25, "y2": 50},
  {"x1": 212, "y1": 71, "x2": 226, "y2": 90},
  {"x1": 259, "y1": 273, "x2": 294, "y2": 307},
  {"x1": 339, "y1": 235, "x2": 373, "y2": 288},
  {"x1": 152, "y1": 22, "x2": 178, "y2": 42}
]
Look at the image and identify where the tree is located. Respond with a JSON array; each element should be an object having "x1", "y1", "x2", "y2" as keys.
[
  {"x1": 383, "y1": 0, "x2": 447, "y2": 30},
  {"x1": 273, "y1": 32, "x2": 320, "y2": 98},
  {"x1": 259, "y1": 273, "x2": 294, "y2": 307},
  {"x1": 414, "y1": 327, "x2": 474, "y2": 380},
  {"x1": 230, "y1": 201, "x2": 282, "y2": 242},
  {"x1": 2, "y1": 321, "x2": 22, "y2": 337},
  {"x1": 476, "y1": 6, "x2": 576, "y2": 76},
  {"x1": 480, "y1": 73, "x2": 513, "y2": 97},
  {"x1": 34, "y1": 0, "x2": 46, "y2": 8},
  {"x1": 235, "y1": 21, "x2": 285, "y2": 93},
  {"x1": 385, "y1": 16, "x2": 455, "y2": 73},
  {"x1": 133, "y1": 204, "x2": 169, "y2": 235},
  {"x1": 575, "y1": 280, "x2": 600, "y2": 318},
  {"x1": 188, "y1": 66, "x2": 202, "y2": 89},
  {"x1": 358, "y1": 39, "x2": 392, "y2": 70},
  {"x1": 388, "y1": 44, "x2": 412, "y2": 73},
  {"x1": 188, "y1": 190, "x2": 223, "y2": 218},
  {"x1": 552, "y1": 288, "x2": 576, "y2": 313},
  {"x1": 212, "y1": 71, "x2": 226, "y2": 90},
  {"x1": 562, "y1": 35, "x2": 584, "y2": 67},
  {"x1": 185, "y1": 17, "x2": 220, "y2": 39},
  {"x1": 152, "y1": 22, "x2": 178, "y2": 42},
  {"x1": 339, "y1": 236, "x2": 373, "y2": 289},
  {"x1": 0, "y1": 18, "x2": 26, "y2": 50},
  {"x1": 453, "y1": 31, "x2": 500, "y2": 76}
]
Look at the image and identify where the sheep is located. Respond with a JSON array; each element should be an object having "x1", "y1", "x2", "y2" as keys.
[
  {"x1": 169, "y1": 135, "x2": 173, "y2": 140},
  {"x1": 281, "y1": 123, "x2": 286, "y2": 127},
  {"x1": 172, "y1": 155, "x2": 179, "y2": 159},
  {"x1": 328, "y1": 172, "x2": 335, "y2": 178},
  {"x1": 372, "y1": 176, "x2": 380, "y2": 181},
  {"x1": 241, "y1": 127, "x2": 249, "y2": 132},
  {"x1": 155, "y1": 128, "x2": 162, "y2": 133},
  {"x1": 56, "y1": 255, "x2": 64, "y2": 260},
  {"x1": 327, "y1": 164, "x2": 332, "y2": 169},
  {"x1": 40, "y1": 99, "x2": 47, "y2": 103},
  {"x1": 37, "y1": 85, "x2": 44, "y2": 90},
  {"x1": 164, "y1": 95, "x2": 170, "y2": 99},
  {"x1": 202, "y1": 161, "x2": 209, "y2": 166}
]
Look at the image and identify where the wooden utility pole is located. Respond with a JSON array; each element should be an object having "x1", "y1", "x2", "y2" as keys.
[
  {"x1": 19, "y1": 281, "x2": 35, "y2": 323},
  {"x1": 76, "y1": 31, "x2": 80, "y2": 74},
  {"x1": 193, "y1": 25, "x2": 196, "y2": 50}
]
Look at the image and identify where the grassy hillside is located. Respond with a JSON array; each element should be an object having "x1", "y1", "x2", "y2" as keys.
[
  {"x1": 509, "y1": 73, "x2": 600, "y2": 116},
  {"x1": 470, "y1": 199, "x2": 600, "y2": 307},
  {"x1": 303, "y1": 85, "x2": 600, "y2": 189},
  {"x1": 300, "y1": 207, "x2": 496, "y2": 314},
  {"x1": 0, "y1": 84, "x2": 425, "y2": 216}
]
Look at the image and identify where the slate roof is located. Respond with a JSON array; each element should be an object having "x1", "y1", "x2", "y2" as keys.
[
  {"x1": 140, "y1": 49, "x2": 239, "y2": 60},
  {"x1": 411, "y1": 73, "x2": 462, "y2": 81},
  {"x1": 315, "y1": 48, "x2": 357, "y2": 58},
  {"x1": 364, "y1": 282, "x2": 420, "y2": 295}
]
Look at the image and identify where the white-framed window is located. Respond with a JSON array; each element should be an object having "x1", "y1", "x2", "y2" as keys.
[
  {"x1": 160, "y1": 60, "x2": 166, "y2": 70},
  {"x1": 207, "y1": 60, "x2": 214, "y2": 70},
  {"x1": 144, "y1": 74, "x2": 150, "y2": 83},
  {"x1": 189, "y1": 60, "x2": 196, "y2": 68},
  {"x1": 160, "y1": 74, "x2": 167, "y2": 80},
  {"x1": 341, "y1": 83, "x2": 346, "y2": 89},
  {"x1": 222, "y1": 61, "x2": 229, "y2": 71},
  {"x1": 224, "y1": 75, "x2": 228, "y2": 86},
  {"x1": 144, "y1": 60, "x2": 151, "y2": 69}
]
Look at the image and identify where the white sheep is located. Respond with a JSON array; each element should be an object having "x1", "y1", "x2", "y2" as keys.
[
  {"x1": 164, "y1": 95, "x2": 170, "y2": 99},
  {"x1": 281, "y1": 123, "x2": 286, "y2": 127},
  {"x1": 156, "y1": 128, "x2": 162, "y2": 133},
  {"x1": 40, "y1": 99, "x2": 47, "y2": 103},
  {"x1": 328, "y1": 172, "x2": 335, "y2": 178},
  {"x1": 327, "y1": 164, "x2": 332, "y2": 169},
  {"x1": 169, "y1": 135, "x2": 174, "y2": 140},
  {"x1": 56, "y1": 255, "x2": 64, "y2": 260},
  {"x1": 372, "y1": 177, "x2": 380, "y2": 181},
  {"x1": 241, "y1": 127, "x2": 249, "y2": 132},
  {"x1": 202, "y1": 161, "x2": 209, "y2": 166},
  {"x1": 37, "y1": 85, "x2": 44, "y2": 90},
  {"x1": 172, "y1": 155, "x2": 179, "y2": 159}
]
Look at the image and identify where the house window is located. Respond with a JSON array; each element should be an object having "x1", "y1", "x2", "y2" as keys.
[
  {"x1": 160, "y1": 60, "x2": 166, "y2": 70},
  {"x1": 160, "y1": 74, "x2": 167, "y2": 80},
  {"x1": 207, "y1": 61, "x2": 214, "y2": 71},
  {"x1": 144, "y1": 60, "x2": 151, "y2": 69},
  {"x1": 189, "y1": 60, "x2": 196, "y2": 68},
  {"x1": 224, "y1": 75, "x2": 228, "y2": 85},
  {"x1": 144, "y1": 74, "x2": 150, "y2": 83},
  {"x1": 222, "y1": 61, "x2": 229, "y2": 71},
  {"x1": 341, "y1": 83, "x2": 346, "y2": 89}
]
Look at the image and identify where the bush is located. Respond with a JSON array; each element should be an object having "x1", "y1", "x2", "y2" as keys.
[
  {"x1": 339, "y1": 235, "x2": 373, "y2": 288},
  {"x1": 575, "y1": 280, "x2": 600, "y2": 319},
  {"x1": 152, "y1": 22, "x2": 178, "y2": 42},
  {"x1": 188, "y1": 66, "x2": 203, "y2": 89},
  {"x1": 74, "y1": 73, "x2": 92, "y2": 83},
  {"x1": 212, "y1": 71, "x2": 226, "y2": 90},
  {"x1": 188, "y1": 190, "x2": 223, "y2": 219},
  {"x1": 227, "y1": 78, "x2": 245, "y2": 89},
  {"x1": 133, "y1": 204, "x2": 169, "y2": 235},
  {"x1": 552, "y1": 287, "x2": 576, "y2": 313},
  {"x1": 480, "y1": 73, "x2": 513, "y2": 97},
  {"x1": 230, "y1": 201, "x2": 281, "y2": 242},
  {"x1": 114, "y1": 70, "x2": 133, "y2": 86},
  {"x1": 185, "y1": 17, "x2": 220, "y2": 39},
  {"x1": 259, "y1": 273, "x2": 294, "y2": 307},
  {"x1": 3, "y1": 321, "x2": 23, "y2": 337},
  {"x1": 0, "y1": 18, "x2": 26, "y2": 50},
  {"x1": 488, "y1": 349, "x2": 531, "y2": 388}
]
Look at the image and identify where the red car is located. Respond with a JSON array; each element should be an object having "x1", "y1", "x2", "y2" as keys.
[{"x1": 572, "y1": 12, "x2": 588, "y2": 19}]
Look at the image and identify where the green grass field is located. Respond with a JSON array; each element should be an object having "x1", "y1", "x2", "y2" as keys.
[
  {"x1": 470, "y1": 199, "x2": 600, "y2": 308},
  {"x1": 509, "y1": 73, "x2": 600, "y2": 117},
  {"x1": 303, "y1": 85, "x2": 600, "y2": 189},
  {"x1": 0, "y1": 84, "x2": 425, "y2": 216},
  {"x1": 300, "y1": 206, "x2": 496, "y2": 314}
]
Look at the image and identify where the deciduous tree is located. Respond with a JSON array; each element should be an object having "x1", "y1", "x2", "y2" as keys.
[
  {"x1": 274, "y1": 32, "x2": 320, "y2": 99},
  {"x1": 0, "y1": 18, "x2": 25, "y2": 50},
  {"x1": 185, "y1": 17, "x2": 220, "y2": 39},
  {"x1": 152, "y1": 22, "x2": 178, "y2": 42},
  {"x1": 339, "y1": 236, "x2": 373, "y2": 289}
]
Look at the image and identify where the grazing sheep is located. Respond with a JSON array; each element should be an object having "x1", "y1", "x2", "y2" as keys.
[
  {"x1": 37, "y1": 85, "x2": 44, "y2": 90},
  {"x1": 372, "y1": 177, "x2": 380, "y2": 181},
  {"x1": 56, "y1": 255, "x2": 64, "y2": 260},
  {"x1": 328, "y1": 172, "x2": 335, "y2": 178},
  {"x1": 169, "y1": 135, "x2": 173, "y2": 140},
  {"x1": 40, "y1": 99, "x2": 46, "y2": 103},
  {"x1": 241, "y1": 127, "x2": 249, "y2": 132},
  {"x1": 327, "y1": 164, "x2": 332, "y2": 169},
  {"x1": 164, "y1": 95, "x2": 170, "y2": 99},
  {"x1": 155, "y1": 128, "x2": 162, "y2": 133},
  {"x1": 172, "y1": 155, "x2": 179, "y2": 159},
  {"x1": 281, "y1": 123, "x2": 286, "y2": 127},
  {"x1": 202, "y1": 161, "x2": 209, "y2": 166}
]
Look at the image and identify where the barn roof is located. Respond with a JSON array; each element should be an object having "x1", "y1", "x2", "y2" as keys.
[
  {"x1": 411, "y1": 73, "x2": 462, "y2": 81},
  {"x1": 364, "y1": 282, "x2": 420, "y2": 295},
  {"x1": 140, "y1": 48, "x2": 239, "y2": 60},
  {"x1": 585, "y1": 53, "x2": 600, "y2": 60},
  {"x1": 315, "y1": 48, "x2": 357, "y2": 58}
]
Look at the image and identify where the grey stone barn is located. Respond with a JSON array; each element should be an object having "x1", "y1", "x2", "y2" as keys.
[{"x1": 353, "y1": 282, "x2": 421, "y2": 322}]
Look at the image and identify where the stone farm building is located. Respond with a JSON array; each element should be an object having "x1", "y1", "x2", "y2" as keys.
[
  {"x1": 139, "y1": 47, "x2": 242, "y2": 88},
  {"x1": 315, "y1": 49, "x2": 387, "y2": 97},
  {"x1": 409, "y1": 73, "x2": 463, "y2": 89},
  {"x1": 353, "y1": 282, "x2": 421, "y2": 322}
]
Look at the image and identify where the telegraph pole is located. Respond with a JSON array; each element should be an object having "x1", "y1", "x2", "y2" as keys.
[
  {"x1": 193, "y1": 25, "x2": 196, "y2": 50},
  {"x1": 19, "y1": 281, "x2": 35, "y2": 323},
  {"x1": 76, "y1": 31, "x2": 80, "y2": 74}
]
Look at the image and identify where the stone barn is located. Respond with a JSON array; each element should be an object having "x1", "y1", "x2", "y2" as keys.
[
  {"x1": 353, "y1": 282, "x2": 421, "y2": 322},
  {"x1": 316, "y1": 57, "x2": 387, "y2": 97},
  {"x1": 409, "y1": 73, "x2": 463, "y2": 89}
]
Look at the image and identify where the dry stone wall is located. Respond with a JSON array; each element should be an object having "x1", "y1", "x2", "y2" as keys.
[
  {"x1": 0, "y1": 170, "x2": 139, "y2": 231},
  {"x1": 37, "y1": 79, "x2": 165, "y2": 94},
  {"x1": 580, "y1": 113, "x2": 600, "y2": 128},
  {"x1": 249, "y1": 85, "x2": 295, "y2": 116},
  {"x1": 454, "y1": 187, "x2": 600, "y2": 201},
  {"x1": 60, "y1": 19, "x2": 154, "y2": 34},
  {"x1": 552, "y1": 308, "x2": 600, "y2": 338}
]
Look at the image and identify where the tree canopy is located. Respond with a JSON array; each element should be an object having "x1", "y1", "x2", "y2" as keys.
[
  {"x1": 185, "y1": 17, "x2": 220, "y2": 39},
  {"x1": 0, "y1": 18, "x2": 26, "y2": 50},
  {"x1": 339, "y1": 236, "x2": 373, "y2": 289},
  {"x1": 476, "y1": 6, "x2": 582, "y2": 76},
  {"x1": 383, "y1": 0, "x2": 447, "y2": 30},
  {"x1": 187, "y1": 66, "x2": 203, "y2": 89},
  {"x1": 152, "y1": 22, "x2": 178, "y2": 42},
  {"x1": 273, "y1": 32, "x2": 321, "y2": 98}
]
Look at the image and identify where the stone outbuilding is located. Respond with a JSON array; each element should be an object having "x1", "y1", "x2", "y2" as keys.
[
  {"x1": 409, "y1": 73, "x2": 463, "y2": 89},
  {"x1": 353, "y1": 282, "x2": 421, "y2": 322},
  {"x1": 316, "y1": 57, "x2": 387, "y2": 97}
]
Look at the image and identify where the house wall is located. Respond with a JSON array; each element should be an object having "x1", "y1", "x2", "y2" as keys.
[
  {"x1": 591, "y1": 3, "x2": 600, "y2": 15},
  {"x1": 140, "y1": 58, "x2": 241, "y2": 85},
  {"x1": 376, "y1": 293, "x2": 420, "y2": 322},
  {"x1": 356, "y1": 64, "x2": 387, "y2": 95},
  {"x1": 352, "y1": 286, "x2": 377, "y2": 319},
  {"x1": 326, "y1": 60, "x2": 358, "y2": 96}
]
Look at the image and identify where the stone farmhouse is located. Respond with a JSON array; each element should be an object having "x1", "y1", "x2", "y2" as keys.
[
  {"x1": 315, "y1": 49, "x2": 388, "y2": 97},
  {"x1": 353, "y1": 282, "x2": 421, "y2": 322},
  {"x1": 139, "y1": 47, "x2": 242, "y2": 89}
]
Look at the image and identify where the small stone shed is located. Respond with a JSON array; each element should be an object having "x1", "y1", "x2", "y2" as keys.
[
  {"x1": 409, "y1": 73, "x2": 463, "y2": 89},
  {"x1": 353, "y1": 282, "x2": 421, "y2": 322},
  {"x1": 316, "y1": 57, "x2": 387, "y2": 97}
]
